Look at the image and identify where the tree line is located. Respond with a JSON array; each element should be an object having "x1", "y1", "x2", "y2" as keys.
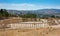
[{"x1": 0, "y1": 9, "x2": 60, "y2": 20}]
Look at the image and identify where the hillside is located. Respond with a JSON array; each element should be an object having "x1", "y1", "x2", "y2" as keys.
[{"x1": 7, "y1": 9, "x2": 60, "y2": 15}]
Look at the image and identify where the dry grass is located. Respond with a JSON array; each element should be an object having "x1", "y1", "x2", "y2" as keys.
[
  {"x1": 0, "y1": 17, "x2": 22, "y2": 24},
  {"x1": 0, "y1": 28, "x2": 60, "y2": 36}
]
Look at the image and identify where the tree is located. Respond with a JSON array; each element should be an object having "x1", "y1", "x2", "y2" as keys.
[
  {"x1": 51, "y1": 15, "x2": 55, "y2": 18},
  {"x1": 0, "y1": 9, "x2": 10, "y2": 19}
]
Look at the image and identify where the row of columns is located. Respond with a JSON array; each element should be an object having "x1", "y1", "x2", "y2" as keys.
[{"x1": 10, "y1": 23, "x2": 48, "y2": 29}]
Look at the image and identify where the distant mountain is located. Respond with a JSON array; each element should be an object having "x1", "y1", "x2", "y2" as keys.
[{"x1": 7, "y1": 9, "x2": 60, "y2": 16}]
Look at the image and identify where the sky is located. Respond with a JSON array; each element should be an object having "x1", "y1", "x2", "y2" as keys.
[{"x1": 0, "y1": 0, "x2": 60, "y2": 10}]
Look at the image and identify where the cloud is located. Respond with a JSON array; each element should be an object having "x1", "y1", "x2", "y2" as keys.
[{"x1": 0, "y1": 3, "x2": 60, "y2": 10}]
